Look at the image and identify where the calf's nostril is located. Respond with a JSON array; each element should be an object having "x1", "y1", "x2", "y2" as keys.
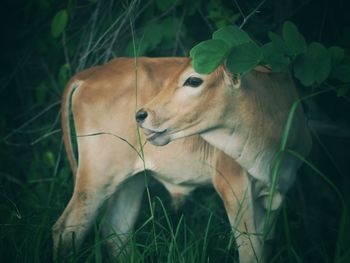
[{"x1": 135, "y1": 109, "x2": 148, "y2": 123}]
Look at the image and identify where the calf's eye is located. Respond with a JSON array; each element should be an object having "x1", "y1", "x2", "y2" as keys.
[{"x1": 183, "y1": 77, "x2": 203, "y2": 88}]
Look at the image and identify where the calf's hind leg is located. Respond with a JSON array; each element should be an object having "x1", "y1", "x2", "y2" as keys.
[{"x1": 52, "y1": 138, "x2": 136, "y2": 260}]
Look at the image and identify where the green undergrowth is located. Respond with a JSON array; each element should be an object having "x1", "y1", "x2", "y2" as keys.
[
  {"x1": 1, "y1": 0, "x2": 350, "y2": 262},
  {"x1": 1, "y1": 156, "x2": 349, "y2": 263}
]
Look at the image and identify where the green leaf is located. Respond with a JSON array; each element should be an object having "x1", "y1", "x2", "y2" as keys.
[
  {"x1": 143, "y1": 21, "x2": 163, "y2": 48},
  {"x1": 336, "y1": 86, "x2": 349, "y2": 97},
  {"x1": 293, "y1": 42, "x2": 331, "y2": 86},
  {"x1": 160, "y1": 18, "x2": 181, "y2": 40},
  {"x1": 282, "y1": 21, "x2": 307, "y2": 57},
  {"x1": 268, "y1": 32, "x2": 292, "y2": 57},
  {"x1": 226, "y1": 42, "x2": 263, "y2": 74},
  {"x1": 126, "y1": 18, "x2": 181, "y2": 57},
  {"x1": 261, "y1": 42, "x2": 290, "y2": 72},
  {"x1": 207, "y1": 5, "x2": 240, "y2": 29},
  {"x1": 58, "y1": 63, "x2": 71, "y2": 88},
  {"x1": 51, "y1": 9, "x2": 68, "y2": 38},
  {"x1": 190, "y1": 39, "x2": 230, "y2": 74},
  {"x1": 212, "y1": 25, "x2": 251, "y2": 46},
  {"x1": 36, "y1": 82, "x2": 48, "y2": 104},
  {"x1": 331, "y1": 65, "x2": 350, "y2": 83},
  {"x1": 44, "y1": 151, "x2": 56, "y2": 168},
  {"x1": 329, "y1": 46, "x2": 345, "y2": 66},
  {"x1": 261, "y1": 42, "x2": 274, "y2": 62}
]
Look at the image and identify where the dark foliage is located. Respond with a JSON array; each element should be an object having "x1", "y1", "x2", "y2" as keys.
[{"x1": 1, "y1": 0, "x2": 349, "y2": 262}]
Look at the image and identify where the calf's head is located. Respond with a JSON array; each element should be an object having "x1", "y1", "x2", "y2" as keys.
[{"x1": 136, "y1": 59, "x2": 239, "y2": 146}]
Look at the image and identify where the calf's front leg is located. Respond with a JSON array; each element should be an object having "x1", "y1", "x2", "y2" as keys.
[
  {"x1": 101, "y1": 173, "x2": 145, "y2": 259},
  {"x1": 214, "y1": 153, "x2": 262, "y2": 263}
]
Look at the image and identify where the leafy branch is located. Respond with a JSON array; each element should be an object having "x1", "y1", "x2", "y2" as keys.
[{"x1": 190, "y1": 21, "x2": 350, "y2": 93}]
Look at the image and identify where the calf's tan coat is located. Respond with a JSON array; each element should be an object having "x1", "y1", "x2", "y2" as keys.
[{"x1": 54, "y1": 57, "x2": 311, "y2": 263}]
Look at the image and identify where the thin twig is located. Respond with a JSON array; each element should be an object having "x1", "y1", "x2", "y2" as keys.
[
  {"x1": 3, "y1": 107, "x2": 61, "y2": 146},
  {"x1": 47, "y1": 110, "x2": 61, "y2": 134},
  {"x1": 9, "y1": 126, "x2": 54, "y2": 134},
  {"x1": 62, "y1": 31, "x2": 71, "y2": 75},
  {"x1": 78, "y1": 15, "x2": 124, "y2": 63},
  {"x1": 77, "y1": 0, "x2": 140, "y2": 65},
  {"x1": 104, "y1": 0, "x2": 141, "y2": 62},
  {"x1": 233, "y1": 0, "x2": 245, "y2": 20},
  {"x1": 27, "y1": 178, "x2": 55, "y2": 183},
  {"x1": 30, "y1": 129, "x2": 61, "y2": 146},
  {"x1": 78, "y1": 0, "x2": 100, "y2": 70},
  {"x1": 318, "y1": 0, "x2": 328, "y2": 41},
  {"x1": 172, "y1": 5, "x2": 186, "y2": 56},
  {"x1": 0, "y1": 192, "x2": 22, "y2": 219},
  {"x1": 239, "y1": 0, "x2": 267, "y2": 29},
  {"x1": 40, "y1": 60, "x2": 60, "y2": 96},
  {"x1": 197, "y1": 8, "x2": 215, "y2": 32},
  {"x1": 0, "y1": 51, "x2": 32, "y2": 93},
  {"x1": 274, "y1": 0, "x2": 313, "y2": 26},
  {"x1": 2, "y1": 101, "x2": 60, "y2": 142}
]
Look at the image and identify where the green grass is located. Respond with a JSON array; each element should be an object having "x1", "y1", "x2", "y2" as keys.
[
  {"x1": 0, "y1": 149, "x2": 349, "y2": 263},
  {"x1": 0, "y1": 166, "x2": 238, "y2": 263}
]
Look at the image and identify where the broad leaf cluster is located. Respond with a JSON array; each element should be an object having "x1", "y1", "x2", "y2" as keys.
[
  {"x1": 190, "y1": 21, "x2": 350, "y2": 89},
  {"x1": 190, "y1": 25, "x2": 259, "y2": 74}
]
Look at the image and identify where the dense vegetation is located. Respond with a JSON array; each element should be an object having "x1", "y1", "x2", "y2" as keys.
[{"x1": 1, "y1": 0, "x2": 349, "y2": 262}]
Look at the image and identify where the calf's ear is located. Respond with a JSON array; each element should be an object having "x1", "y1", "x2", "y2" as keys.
[
  {"x1": 253, "y1": 65, "x2": 272, "y2": 73},
  {"x1": 221, "y1": 64, "x2": 241, "y2": 89}
]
